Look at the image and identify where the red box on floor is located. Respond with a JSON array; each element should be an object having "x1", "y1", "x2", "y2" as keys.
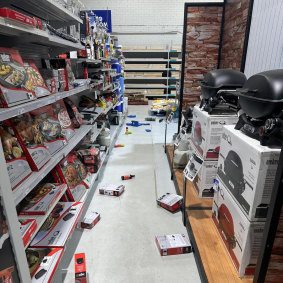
[
  {"x1": 156, "y1": 193, "x2": 183, "y2": 212},
  {"x1": 99, "y1": 184, "x2": 125, "y2": 197},
  {"x1": 75, "y1": 253, "x2": 87, "y2": 283},
  {"x1": 155, "y1": 234, "x2": 192, "y2": 256},
  {"x1": 81, "y1": 211, "x2": 100, "y2": 229}
]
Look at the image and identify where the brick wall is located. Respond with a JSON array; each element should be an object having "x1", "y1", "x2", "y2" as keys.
[
  {"x1": 219, "y1": 0, "x2": 250, "y2": 70},
  {"x1": 183, "y1": 5, "x2": 223, "y2": 107},
  {"x1": 81, "y1": 0, "x2": 223, "y2": 47}
]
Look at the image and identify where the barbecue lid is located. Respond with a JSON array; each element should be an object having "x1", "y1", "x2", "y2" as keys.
[{"x1": 200, "y1": 69, "x2": 247, "y2": 91}]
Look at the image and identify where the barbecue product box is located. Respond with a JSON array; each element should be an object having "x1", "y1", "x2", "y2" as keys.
[
  {"x1": 191, "y1": 105, "x2": 238, "y2": 160},
  {"x1": 193, "y1": 159, "x2": 217, "y2": 198},
  {"x1": 52, "y1": 100, "x2": 75, "y2": 141},
  {"x1": 53, "y1": 154, "x2": 91, "y2": 202},
  {"x1": 75, "y1": 253, "x2": 87, "y2": 283},
  {"x1": 156, "y1": 193, "x2": 183, "y2": 212},
  {"x1": 0, "y1": 48, "x2": 36, "y2": 107},
  {"x1": 212, "y1": 180, "x2": 265, "y2": 277},
  {"x1": 18, "y1": 183, "x2": 67, "y2": 216},
  {"x1": 23, "y1": 59, "x2": 50, "y2": 98},
  {"x1": 217, "y1": 125, "x2": 281, "y2": 221},
  {"x1": 155, "y1": 234, "x2": 192, "y2": 256},
  {"x1": 99, "y1": 184, "x2": 125, "y2": 197},
  {"x1": 26, "y1": 247, "x2": 63, "y2": 282},
  {"x1": 19, "y1": 219, "x2": 37, "y2": 247},
  {"x1": 11, "y1": 113, "x2": 51, "y2": 171},
  {"x1": 29, "y1": 105, "x2": 67, "y2": 156},
  {"x1": 77, "y1": 148, "x2": 101, "y2": 165},
  {"x1": 0, "y1": 121, "x2": 32, "y2": 189},
  {"x1": 81, "y1": 211, "x2": 100, "y2": 229},
  {"x1": 85, "y1": 162, "x2": 101, "y2": 174},
  {"x1": 64, "y1": 97, "x2": 83, "y2": 128},
  {"x1": 0, "y1": 8, "x2": 36, "y2": 28},
  {"x1": 30, "y1": 202, "x2": 85, "y2": 248}
]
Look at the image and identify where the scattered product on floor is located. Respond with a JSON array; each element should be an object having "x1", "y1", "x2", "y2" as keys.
[
  {"x1": 75, "y1": 253, "x2": 87, "y2": 283},
  {"x1": 155, "y1": 234, "x2": 192, "y2": 256},
  {"x1": 145, "y1": 129, "x2": 151, "y2": 132},
  {"x1": 121, "y1": 174, "x2": 135, "y2": 180},
  {"x1": 99, "y1": 184, "x2": 125, "y2": 196},
  {"x1": 159, "y1": 119, "x2": 164, "y2": 123},
  {"x1": 81, "y1": 211, "x2": 100, "y2": 229},
  {"x1": 145, "y1": 117, "x2": 156, "y2": 121},
  {"x1": 126, "y1": 120, "x2": 150, "y2": 127},
  {"x1": 157, "y1": 193, "x2": 183, "y2": 212},
  {"x1": 114, "y1": 144, "x2": 125, "y2": 147},
  {"x1": 127, "y1": 115, "x2": 136, "y2": 118}
]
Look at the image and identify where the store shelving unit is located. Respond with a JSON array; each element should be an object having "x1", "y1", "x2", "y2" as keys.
[
  {"x1": 0, "y1": 2, "x2": 124, "y2": 282},
  {"x1": 124, "y1": 49, "x2": 181, "y2": 99}
]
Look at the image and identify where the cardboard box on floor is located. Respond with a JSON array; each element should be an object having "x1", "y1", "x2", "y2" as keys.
[
  {"x1": 212, "y1": 180, "x2": 264, "y2": 277},
  {"x1": 217, "y1": 125, "x2": 280, "y2": 221},
  {"x1": 191, "y1": 105, "x2": 238, "y2": 160}
]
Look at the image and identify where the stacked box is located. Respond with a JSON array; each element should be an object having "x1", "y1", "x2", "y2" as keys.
[{"x1": 77, "y1": 148, "x2": 101, "y2": 174}]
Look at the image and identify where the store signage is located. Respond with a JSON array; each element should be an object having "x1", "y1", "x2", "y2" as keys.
[{"x1": 88, "y1": 10, "x2": 112, "y2": 32}]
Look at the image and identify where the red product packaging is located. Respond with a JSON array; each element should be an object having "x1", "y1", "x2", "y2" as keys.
[
  {"x1": 19, "y1": 219, "x2": 37, "y2": 247},
  {"x1": 52, "y1": 100, "x2": 75, "y2": 141},
  {"x1": 33, "y1": 17, "x2": 42, "y2": 30},
  {"x1": 85, "y1": 162, "x2": 101, "y2": 174},
  {"x1": 18, "y1": 183, "x2": 67, "y2": 216},
  {"x1": 75, "y1": 253, "x2": 87, "y2": 283},
  {"x1": 29, "y1": 105, "x2": 68, "y2": 156},
  {"x1": 81, "y1": 211, "x2": 100, "y2": 229},
  {"x1": 77, "y1": 148, "x2": 101, "y2": 165},
  {"x1": 155, "y1": 234, "x2": 192, "y2": 256},
  {"x1": 0, "y1": 8, "x2": 36, "y2": 27},
  {"x1": 99, "y1": 184, "x2": 125, "y2": 197},
  {"x1": 23, "y1": 59, "x2": 51, "y2": 98},
  {"x1": 0, "y1": 121, "x2": 32, "y2": 190},
  {"x1": 156, "y1": 193, "x2": 183, "y2": 212},
  {"x1": 10, "y1": 113, "x2": 51, "y2": 171},
  {"x1": 64, "y1": 97, "x2": 83, "y2": 128},
  {"x1": 53, "y1": 153, "x2": 91, "y2": 202},
  {"x1": 26, "y1": 247, "x2": 63, "y2": 282},
  {"x1": 30, "y1": 202, "x2": 85, "y2": 248},
  {"x1": 0, "y1": 47, "x2": 37, "y2": 107}
]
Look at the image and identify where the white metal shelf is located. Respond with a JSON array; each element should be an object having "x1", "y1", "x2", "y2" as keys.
[
  {"x1": 18, "y1": 184, "x2": 68, "y2": 248},
  {"x1": 13, "y1": 125, "x2": 92, "y2": 206},
  {"x1": 8, "y1": 0, "x2": 82, "y2": 27},
  {"x1": 0, "y1": 85, "x2": 89, "y2": 122}
]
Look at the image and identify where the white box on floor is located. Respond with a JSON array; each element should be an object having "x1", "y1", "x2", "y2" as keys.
[
  {"x1": 99, "y1": 184, "x2": 125, "y2": 197},
  {"x1": 191, "y1": 105, "x2": 238, "y2": 160},
  {"x1": 156, "y1": 193, "x2": 183, "y2": 212},
  {"x1": 212, "y1": 180, "x2": 264, "y2": 277},
  {"x1": 193, "y1": 159, "x2": 217, "y2": 198},
  {"x1": 217, "y1": 125, "x2": 280, "y2": 221},
  {"x1": 155, "y1": 234, "x2": 192, "y2": 256}
]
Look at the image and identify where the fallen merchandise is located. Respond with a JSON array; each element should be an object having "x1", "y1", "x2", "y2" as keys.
[
  {"x1": 121, "y1": 174, "x2": 135, "y2": 180},
  {"x1": 156, "y1": 193, "x2": 183, "y2": 212},
  {"x1": 81, "y1": 211, "x2": 100, "y2": 229},
  {"x1": 75, "y1": 253, "x2": 87, "y2": 283},
  {"x1": 155, "y1": 234, "x2": 192, "y2": 256},
  {"x1": 99, "y1": 184, "x2": 125, "y2": 197}
]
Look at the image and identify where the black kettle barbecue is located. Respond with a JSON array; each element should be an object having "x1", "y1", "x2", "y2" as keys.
[
  {"x1": 200, "y1": 69, "x2": 247, "y2": 114},
  {"x1": 233, "y1": 69, "x2": 283, "y2": 147}
]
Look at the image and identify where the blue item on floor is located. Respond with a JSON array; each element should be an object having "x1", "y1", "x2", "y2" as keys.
[
  {"x1": 128, "y1": 115, "x2": 136, "y2": 118},
  {"x1": 126, "y1": 120, "x2": 150, "y2": 127},
  {"x1": 145, "y1": 129, "x2": 151, "y2": 132}
]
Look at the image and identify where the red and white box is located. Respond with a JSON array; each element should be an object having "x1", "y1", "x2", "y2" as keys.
[
  {"x1": 77, "y1": 148, "x2": 101, "y2": 165},
  {"x1": 23, "y1": 59, "x2": 51, "y2": 98},
  {"x1": 191, "y1": 105, "x2": 238, "y2": 160},
  {"x1": 53, "y1": 154, "x2": 91, "y2": 202},
  {"x1": 30, "y1": 202, "x2": 85, "y2": 248},
  {"x1": 29, "y1": 105, "x2": 68, "y2": 156},
  {"x1": 18, "y1": 183, "x2": 67, "y2": 216},
  {"x1": 11, "y1": 113, "x2": 51, "y2": 171},
  {"x1": 212, "y1": 179, "x2": 265, "y2": 277},
  {"x1": 99, "y1": 184, "x2": 125, "y2": 197},
  {"x1": 0, "y1": 47, "x2": 36, "y2": 107},
  {"x1": 52, "y1": 100, "x2": 75, "y2": 141},
  {"x1": 64, "y1": 97, "x2": 83, "y2": 128},
  {"x1": 156, "y1": 193, "x2": 183, "y2": 212},
  {"x1": 0, "y1": 121, "x2": 32, "y2": 189},
  {"x1": 19, "y1": 219, "x2": 37, "y2": 247},
  {"x1": 81, "y1": 211, "x2": 100, "y2": 229},
  {"x1": 155, "y1": 234, "x2": 192, "y2": 256},
  {"x1": 217, "y1": 125, "x2": 281, "y2": 221},
  {"x1": 75, "y1": 253, "x2": 87, "y2": 283},
  {"x1": 26, "y1": 247, "x2": 64, "y2": 283},
  {"x1": 0, "y1": 8, "x2": 36, "y2": 28}
]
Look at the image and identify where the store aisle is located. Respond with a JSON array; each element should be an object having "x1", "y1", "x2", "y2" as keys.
[{"x1": 63, "y1": 105, "x2": 201, "y2": 283}]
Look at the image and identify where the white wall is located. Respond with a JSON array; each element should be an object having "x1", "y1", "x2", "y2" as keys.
[
  {"x1": 244, "y1": 0, "x2": 283, "y2": 77},
  {"x1": 82, "y1": 0, "x2": 223, "y2": 48}
]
